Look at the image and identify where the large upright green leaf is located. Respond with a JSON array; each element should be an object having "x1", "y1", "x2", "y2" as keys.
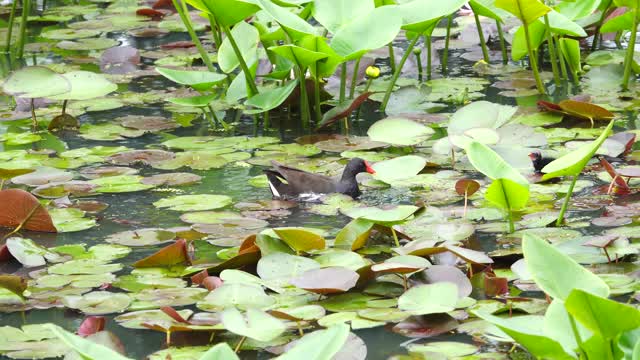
[
  {"x1": 543, "y1": 10, "x2": 587, "y2": 37},
  {"x1": 299, "y1": 35, "x2": 343, "y2": 78},
  {"x1": 313, "y1": 0, "x2": 374, "y2": 33},
  {"x1": 556, "y1": 0, "x2": 599, "y2": 20},
  {"x1": 565, "y1": 289, "x2": 640, "y2": 339},
  {"x1": 155, "y1": 67, "x2": 227, "y2": 91},
  {"x1": 330, "y1": 6, "x2": 401, "y2": 60},
  {"x1": 269, "y1": 44, "x2": 328, "y2": 68},
  {"x1": 2, "y1": 66, "x2": 71, "y2": 98},
  {"x1": 541, "y1": 120, "x2": 614, "y2": 180},
  {"x1": 186, "y1": 0, "x2": 260, "y2": 27},
  {"x1": 485, "y1": 178, "x2": 529, "y2": 211},
  {"x1": 472, "y1": 312, "x2": 575, "y2": 360},
  {"x1": 275, "y1": 324, "x2": 350, "y2": 360},
  {"x1": 511, "y1": 21, "x2": 546, "y2": 61},
  {"x1": 257, "y1": 0, "x2": 317, "y2": 40},
  {"x1": 218, "y1": 21, "x2": 260, "y2": 73},
  {"x1": 245, "y1": 79, "x2": 299, "y2": 113},
  {"x1": 396, "y1": 0, "x2": 467, "y2": 33},
  {"x1": 469, "y1": 0, "x2": 510, "y2": 21},
  {"x1": 522, "y1": 233, "x2": 610, "y2": 300},
  {"x1": 496, "y1": 0, "x2": 552, "y2": 25},
  {"x1": 558, "y1": 38, "x2": 582, "y2": 77},
  {"x1": 614, "y1": 0, "x2": 640, "y2": 9},
  {"x1": 466, "y1": 141, "x2": 529, "y2": 185}
]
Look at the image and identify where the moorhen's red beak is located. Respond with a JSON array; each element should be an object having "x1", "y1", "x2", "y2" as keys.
[
  {"x1": 528, "y1": 153, "x2": 536, "y2": 160},
  {"x1": 365, "y1": 161, "x2": 376, "y2": 174}
]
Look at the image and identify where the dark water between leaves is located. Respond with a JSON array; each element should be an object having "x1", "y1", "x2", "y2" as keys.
[{"x1": 1, "y1": 10, "x2": 639, "y2": 360}]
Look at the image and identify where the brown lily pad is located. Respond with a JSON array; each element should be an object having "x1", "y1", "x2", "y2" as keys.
[
  {"x1": 0, "y1": 189, "x2": 57, "y2": 232},
  {"x1": 108, "y1": 150, "x2": 175, "y2": 166},
  {"x1": 141, "y1": 172, "x2": 202, "y2": 186}
]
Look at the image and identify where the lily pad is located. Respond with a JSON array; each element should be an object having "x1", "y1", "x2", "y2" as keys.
[
  {"x1": 153, "y1": 194, "x2": 232, "y2": 211},
  {"x1": 62, "y1": 291, "x2": 131, "y2": 315},
  {"x1": 367, "y1": 118, "x2": 434, "y2": 146}
]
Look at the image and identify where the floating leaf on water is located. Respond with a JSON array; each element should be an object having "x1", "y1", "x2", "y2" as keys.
[
  {"x1": 372, "y1": 155, "x2": 426, "y2": 184},
  {"x1": 134, "y1": 239, "x2": 190, "y2": 268},
  {"x1": 114, "y1": 309, "x2": 194, "y2": 329},
  {"x1": 57, "y1": 37, "x2": 120, "y2": 51},
  {"x1": 41, "y1": 28, "x2": 101, "y2": 40},
  {"x1": 315, "y1": 136, "x2": 388, "y2": 153},
  {"x1": 6, "y1": 237, "x2": 66, "y2": 267},
  {"x1": 131, "y1": 288, "x2": 208, "y2": 310},
  {"x1": 342, "y1": 205, "x2": 420, "y2": 225},
  {"x1": 49, "y1": 71, "x2": 117, "y2": 101},
  {"x1": 108, "y1": 150, "x2": 175, "y2": 166},
  {"x1": 289, "y1": 267, "x2": 359, "y2": 294},
  {"x1": 141, "y1": 172, "x2": 202, "y2": 186},
  {"x1": 63, "y1": 291, "x2": 131, "y2": 315},
  {"x1": 271, "y1": 227, "x2": 326, "y2": 253},
  {"x1": 367, "y1": 118, "x2": 434, "y2": 146},
  {"x1": 89, "y1": 175, "x2": 155, "y2": 193},
  {"x1": 408, "y1": 341, "x2": 478, "y2": 358},
  {"x1": 256, "y1": 252, "x2": 321, "y2": 282},
  {"x1": 11, "y1": 168, "x2": 74, "y2": 186},
  {"x1": 117, "y1": 115, "x2": 179, "y2": 132},
  {"x1": 153, "y1": 194, "x2": 232, "y2": 212},
  {"x1": 2, "y1": 66, "x2": 71, "y2": 99},
  {"x1": 197, "y1": 283, "x2": 275, "y2": 312},
  {"x1": 222, "y1": 307, "x2": 286, "y2": 342},
  {"x1": 422, "y1": 265, "x2": 473, "y2": 298},
  {"x1": 398, "y1": 283, "x2": 459, "y2": 315},
  {"x1": 105, "y1": 229, "x2": 176, "y2": 247}
]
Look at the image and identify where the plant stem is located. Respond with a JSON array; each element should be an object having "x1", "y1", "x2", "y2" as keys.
[
  {"x1": 313, "y1": 64, "x2": 322, "y2": 123},
  {"x1": 16, "y1": 0, "x2": 30, "y2": 59},
  {"x1": 592, "y1": 0, "x2": 613, "y2": 51},
  {"x1": 543, "y1": 15, "x2": 561, "y2": 85},
  {"x1": 499, "y1": 180, "x2": 515, "y2": 233},
  {"x1": 221, "y1": 24, "x2": 259, "y2": 97},
  {"x1": 234, "y1": 336, "x2": 246, "y2": 353},
  {"x1": 4, "y1": 0, "x2": 17, "y2": 52},
  {"x1": 349, "y1": 57, "x2": 361, "y2": 99},
  {"x1": 172, "y1": 0, "x2": 215, "y2": 72},
  {"x1": 518, "y1": 0, "x2": 545, "y2": 94},
  {"x1": 29, "y1": 98, "x2": 37, "y2": 131},
  {"x1": 297, "y1": 67, "x2": 311, "y2": 129},
  {"x1": 568, "y1": 315, "x2": 588, "y2": 360},
  {"x1": 424, "y1": 35, "x2": 432, "y2": 81},
  {"x1": 388, "y1": 43, "x2": 396, "y2": 73},
  {"x1": 415, "y1": 49, "x2": 423, "y2": 82},
  {"x1": 442, "y1": 15, "x2": 453, "y2": 74},
  {"x1": 473, "y1": 9, "x2": 490, "y2": 62},
  {"x1": 207, "y1": 14, "x2": 222, "y2": 51},
  {"x1": 339, "y1": 62, "x2": 347, "y2": 102},
  {"x1": 380, "y1": 35, "x2": 420, "y2": 112},
  {"x1": 391, "y1": 226, "x2": 400, "y2": 247},
  {"x1": 622, "y1": 3, "x2": 639, "y2": 90},
  {"x1": 556, "y1": 175, "x2": 578, "y2": 226},
  {"x1": 556, "y1": 35, "x2": 569, "y2": 79},
  {"x1": 496, "y1": 20, "x2": 508, "y2": 64}
]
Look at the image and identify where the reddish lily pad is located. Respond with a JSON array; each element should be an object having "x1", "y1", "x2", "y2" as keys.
[
  {"x1": 134, "y1": 239, "x2": 190, "y2": 268},
  {"x1": 289, "y1": 267, "x2": 360, "y2": 294},
  {"x1": 0, "y1": 189, "x2": 57, "y2": 232}
]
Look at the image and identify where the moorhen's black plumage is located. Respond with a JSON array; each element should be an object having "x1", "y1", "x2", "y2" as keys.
[
  {"x1": 529, "y1": 151, "x2": 554, "y2": 174},
  {"x1": 264, "y1": 158, "x2": 376, "y2": 200}
]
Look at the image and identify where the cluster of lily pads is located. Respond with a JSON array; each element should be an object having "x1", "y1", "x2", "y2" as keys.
[{"x1": 1, "y1": 0, "x2": 640, "y2": 358}]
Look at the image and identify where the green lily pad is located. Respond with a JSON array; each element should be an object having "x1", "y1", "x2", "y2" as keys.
[
  {"x1": 62, "y1": 291, "x2": 131, "y2": 315},
  {"x1": 49, "y1": 208, "x2": 97, "y2": 233},
  {"x1": 372, "y1": 155, "x2": 426, "y2": 184},
  {"x1": 2, "y1": 67, "x2": 70, "y2": 99},
  {"x1": 342, "y1": 205, "x2": 420, "y2": 225},
  {"x1": 57, "y1": 38, "x2": 120, "y2": 51},
  {"x1": 48, "y1": 259, "x2": 122, "y2": 275},
  {"x1": 398, "y1": 282, "x2": 459, "y2": 315},
  {"x1": 222, "y1": 307, "x2": 286, "y2": 342},
  {"x1": 367, "y1": 118, "x2": 434, "y2": 146},
  {"x1": 153, "y1": 194, "x2": 232, "y2": 211},
  {"x1": 6, "y1": 237, "x2": 66, "y2": 267},
  {"x1": 114, "y1": 309, "x2": 194, "y2": 329},
  {"x1": 41, "y1": 28, "x2": 101, "y2": 40},
  {"x1": 197, "y1": 283, "x2": 275, "y2": 312},
  {"x1": 89, "y1": 175, "x2": 155, "y2": 193},
  {"x1": 49, "y1": 71, "x2": 117, "y2": 101},
  {"x1": 105, "y1": 229, "x2": 176, "y2": 247}
]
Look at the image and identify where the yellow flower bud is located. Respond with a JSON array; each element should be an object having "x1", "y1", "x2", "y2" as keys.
[{"x1": 366, "y1": 66, "x2": 380, "y2": 79}]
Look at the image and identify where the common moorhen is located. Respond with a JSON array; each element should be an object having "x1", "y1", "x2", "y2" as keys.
[
  {"x1": 529, "y1": 151, "x2": 554, "y2": 174},
  {"x1": 264, "y1": 158, "x2": 376, "y2": 200}
]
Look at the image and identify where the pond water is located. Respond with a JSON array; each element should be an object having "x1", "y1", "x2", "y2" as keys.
[{"x1": 1, "y1": 2, "x2": 640, "y2": 360}]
